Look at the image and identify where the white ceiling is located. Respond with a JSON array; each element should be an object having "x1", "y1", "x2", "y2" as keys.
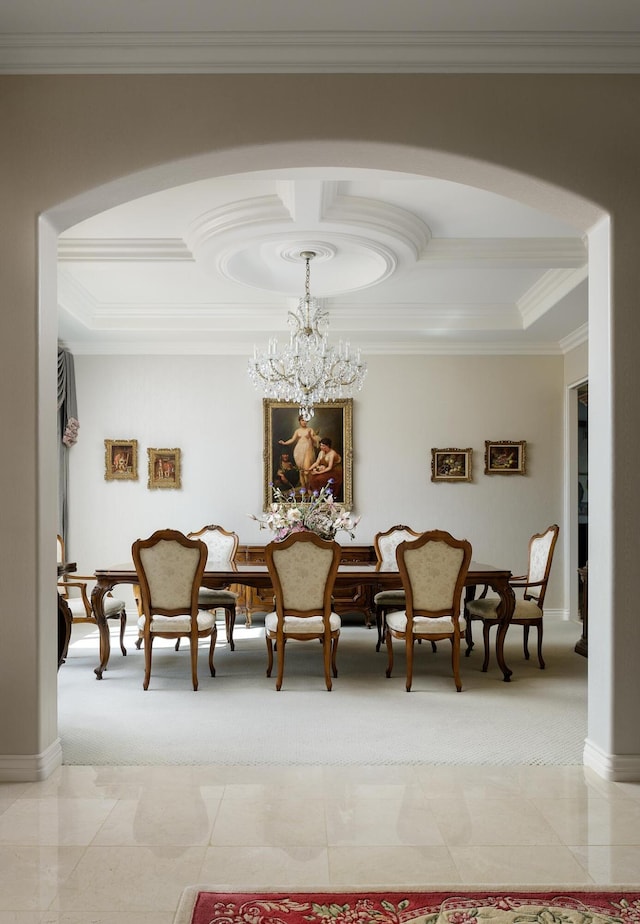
[{"x1": 20, "y1": 0, "x2": 631, "y2": 355}]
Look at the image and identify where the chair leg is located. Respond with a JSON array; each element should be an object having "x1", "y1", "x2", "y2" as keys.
[
  {"x1": 189, "y1": 634, "x2": 199, "y2": 691},
  {"x1": 175, "y1": 637, "x2": 181, "y2": 651},
  {"x1": 265, "y1": 633, "x2": 274, "y2": 677},
  {"x1": 143, "y1": 634, "x2": 153, "y2": 690},
  {"x1": 405, "y1": 636, "x2": 414, "y2": 692},
  {"x1": 375, "y1": 606, "x2": 385, "y2": 651},
  {"x1": 523, "y1": 624, "x2": 531, "y2": 660},
  {"x1": 208, "y1": 626, "x2": 217, "y2": 677},
  {"x1": 385, "y1": 628, "x2": 394, "y2": 677},
  {"x1": 225, "y1": 605, "x2": 236, "y2": 651},
  {"x1": 536, "y1": 620, "x2": 545, "y2": 669},
  {"x1": 118, "y1": 608, "x2": 127, "y2": 656},
  {"x1": 276, "y1": 636, "x2": 286, "y2": 691},
  {"x1": 323, "y1": 636, "x2": 333, "y2": 691},
  {"x1": 331, "y1": 634, "x2": 339, "y2": 678},
  {"x1": 451, "y1": 636, "x2": 462, "y2": 692},
  {"x1": 465, "y1": 616, "x2": 474, "y2": 656}
]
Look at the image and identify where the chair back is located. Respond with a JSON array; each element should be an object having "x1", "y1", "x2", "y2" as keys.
[
  {"x1": 524, "y1": 524, "x2": 559, "y2": 607},
  {"x1": 397, "y1": 529, "x2": 472, "y2": 622},
  {"x1": 374, "y1": 524, "x2": 421, "y2": 565},
  {"x1": 132, "y1": 529, "x2": 207, "y2": 620},
  {"x1": 187, "y1": 524, "x2": 239, "y2": 563},
  {"x1": 266, "y1": 531, "x2": 340, "y2": 619},
  {"x1": 57, "y1": 534, "x2": 64, "y2": 563}
]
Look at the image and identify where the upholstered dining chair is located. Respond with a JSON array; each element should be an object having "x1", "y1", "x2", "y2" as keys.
[
  {"x1": 264, "y1": 531, "x2": 341, "y2": 691},
  {"x1": 465, "y1": 523, "x2": 559, "y2": 670},
  {"x1": 373, "y1": 525, "x2": 422, "y2": 651},
  {"x1": 132, "y1": 528, "x2": 216, "y2": 690},
  {"x1": 187, "y1": 524, "x2": 240, "y2": 649},
  {"x1": 57, "y1": 533, "x2": 128, "y2": 660},
  {"x1": 386, "y1": 529, "x2": 472, "y2": 692}
]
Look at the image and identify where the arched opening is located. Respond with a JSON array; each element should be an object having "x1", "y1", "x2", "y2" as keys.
[{"x1": 42, "y1": 140, "x2": 609, "y2": 775}]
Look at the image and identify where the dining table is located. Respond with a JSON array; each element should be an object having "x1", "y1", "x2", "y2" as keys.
[{"x1": 91, "y1": 558, "x2": 516, "y2": 682}]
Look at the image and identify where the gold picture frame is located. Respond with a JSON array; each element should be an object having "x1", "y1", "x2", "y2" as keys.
[
  {"x1": 484, "y1": 440, "x2": 527, "y2": 475},
  {"x1": 431, "y1": 447, "x2": 473, "y2": 483},
  {"x1": 263, "y1": 399, "x2": 353, "y2": 510},
  {"x1": 104, "y1": 439, "x2": 138, "y2": 481},
  {"x1": 147, "y1": 447, "x2": 182, "y2": 489}
]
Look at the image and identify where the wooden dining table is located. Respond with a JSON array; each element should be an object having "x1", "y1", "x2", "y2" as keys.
[{"x1": 91, "y1": 558, "x2": 516, "y2": 682}]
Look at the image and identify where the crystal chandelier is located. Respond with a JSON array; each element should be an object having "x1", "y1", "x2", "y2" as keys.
[{"x1": 247, "y1": 250, "x2": 367, "y2": 420}]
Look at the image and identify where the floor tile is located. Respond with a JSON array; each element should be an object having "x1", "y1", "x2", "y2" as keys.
[
  {"x1": 199, "y1": 845, "x2": 330, "y2": 887},
  {"x1": 328, "y1": 845, "x2": 461, "y2": 885},
  {"x1": 449, "y1": 844, "x2": 593, "y2": 884},
  {"x1": 569, "y1": 845, "x2": 640, "y2": 884}
]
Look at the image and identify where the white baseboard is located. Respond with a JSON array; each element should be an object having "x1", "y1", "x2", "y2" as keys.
[
  {"x1": 583, "y1": 737, "x2": 640, "y2": 782},
  {"x1": 0, "y1": 738, "x2": 63, "y2": 782}
]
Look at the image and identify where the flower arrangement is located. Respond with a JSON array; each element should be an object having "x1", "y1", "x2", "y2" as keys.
[{"x1": 250, "y1": 481, "x2": 359, "y2": 541}]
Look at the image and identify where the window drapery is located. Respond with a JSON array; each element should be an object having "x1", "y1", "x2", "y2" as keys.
[{"x1": 57, "y1": 347, "x2": 79, "y2": 543}]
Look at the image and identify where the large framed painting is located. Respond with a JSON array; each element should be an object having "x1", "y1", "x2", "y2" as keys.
[
  {"x1": 263, "y1": 399, "x2": 353, "y2": 509},
  {"x1": 104, "y1": 439, "x2": 138, "y2": 481},
  {"x1": 484, "y1": 439, "x2": 527, "y2": 475}
]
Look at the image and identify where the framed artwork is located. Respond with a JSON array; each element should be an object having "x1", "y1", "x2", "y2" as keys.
[
  {"x1": 104, "y1": 439, "x2": 138, "y2": 481},
  {"x1": 263, "y1": 399, "x2": 353, "y2": 509},
  {"x1": 431, "y1": 447, "x2": 473, "y2": 483},
  {"x1": 147, "y1": 447, "x2": 182, "y2": 489},
  {"x1": 484, "y1": 440, "x2": 526, "y2": 475}
]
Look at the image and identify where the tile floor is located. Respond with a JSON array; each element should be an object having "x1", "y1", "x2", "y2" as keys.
[{"x1": 1, "y1": 762, "x2": 640, "y2": 923}]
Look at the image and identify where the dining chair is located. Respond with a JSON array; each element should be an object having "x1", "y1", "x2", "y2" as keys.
[
  {"x1": 56, "y1": 533, "x2": 128, "y2": 660},
  {"x1": 373, "y1": 524, "x2": 422, "y2": 651},
  {"x1": 386, "y1": 529, "x2": 472, "y2": 692},
  {"x1": 264, "y1": 531, "x2": 341, "y2": 691},
  {"x1": 187, "y1": 524, "x2": 241, "y2": 649},
  {"x1": 132, "y1": 528, "x2": 216, "y2": 690},
  {"x1": 465, "y1": 524, "x2": 559, "y2": 670}
]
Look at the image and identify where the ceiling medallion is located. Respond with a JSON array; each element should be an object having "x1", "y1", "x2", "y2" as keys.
[{"x1": 247, "y1": 250, "x2": 367, "y2": 421}]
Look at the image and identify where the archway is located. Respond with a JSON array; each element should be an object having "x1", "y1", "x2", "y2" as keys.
[{"x1": 42, "y1": 140, "x2": 609, "y2": 776}]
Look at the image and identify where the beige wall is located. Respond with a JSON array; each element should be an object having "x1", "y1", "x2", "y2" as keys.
[
  {"x1": 68, "y1": 353, "x2": 565, "y2": 608},
  {"x1": 1, "y1": 74, "x2": 639, "y2": 779}
]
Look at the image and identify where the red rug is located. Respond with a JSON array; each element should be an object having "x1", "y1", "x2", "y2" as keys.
[{"x1": 176, "y1": 889, "x2": 640, "y2": 924}]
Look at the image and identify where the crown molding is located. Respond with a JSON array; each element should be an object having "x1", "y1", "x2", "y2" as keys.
[
  {"x1": 60, "y1": 337, "x2": 562, "y2": 356},
  {"x1": 1, "y1": 30, "x2": 639, "y2": 73}
]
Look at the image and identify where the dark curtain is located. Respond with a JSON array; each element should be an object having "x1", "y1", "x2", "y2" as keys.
[{"x1": 57, "y1": 347, "x2": 79, "y2": 543}]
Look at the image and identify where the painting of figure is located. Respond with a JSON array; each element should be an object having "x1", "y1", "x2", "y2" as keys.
[{"x1": 264, "y1": 400, "x2": 352, "y2": 508}]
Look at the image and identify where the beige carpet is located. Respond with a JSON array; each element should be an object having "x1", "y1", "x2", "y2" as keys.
[{"x1": 57, "y1": 614, "x2": 587, "y2": 766}]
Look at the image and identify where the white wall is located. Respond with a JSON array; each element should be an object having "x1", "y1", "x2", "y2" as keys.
[{"x1": 68, "y1": 351, "x2": 566, "y2": 610}]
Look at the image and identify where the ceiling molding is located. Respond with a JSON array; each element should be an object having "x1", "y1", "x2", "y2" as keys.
[
  {"x1": 60, "y1": 337, "x2": 563, "y2": 357},
  {"x1": 58, "y1": 238, "x2": 193, "y2": 261},
  {"x1": 518, "y1": 266, "x2": 588, "y2": 328},
  {"x1": 422, "y1": 238, "x2": 587, "y2": 268},
  {"x1": 560, "y1": 323, "x2": 589, "y2": 353},
  {"x1": 2, "y1": 30, "x2": 640, "y2": 74}
]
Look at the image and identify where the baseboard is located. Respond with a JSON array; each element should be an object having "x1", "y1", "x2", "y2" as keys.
[
  {"x1": 0, "y1": 738, "x2": 63, "y2": 782},
  {"x1": 583, "y1": 737, "x2": 640, "y2": 781}
]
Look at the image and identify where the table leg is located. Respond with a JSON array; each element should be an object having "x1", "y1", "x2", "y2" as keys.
[
  {"x1": 492, "y1": 578, "x2": 515, "y2": 682},
  {"x1": 91, "y1": 582, "x2": 112, "y2": 679}
]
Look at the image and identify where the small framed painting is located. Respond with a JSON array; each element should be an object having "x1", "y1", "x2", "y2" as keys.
[
  {"x1": 148, "y1": 448, "x2": 182, "y2": 489},
  {"x1": 431, "y1": 448, "x2": 473, "y2": 483},
  {"x1": 105, "y1": 439, "x2": 138, "y2": 481},
  {"x1": 484, "y1": 440, "x2": 526, "y2": 475}
]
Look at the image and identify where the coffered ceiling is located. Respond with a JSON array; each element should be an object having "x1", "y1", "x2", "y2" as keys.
[
  {"x1": 10, "y1": 0, "x2": 634, "y2": 355},
  {"x1": 57, "y1": 168, "x2": 588, "y2": 355}
]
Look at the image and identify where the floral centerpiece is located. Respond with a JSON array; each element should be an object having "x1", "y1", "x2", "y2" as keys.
[{"x1": 250, "y1": 481, "x2": 359, "y2": 541}]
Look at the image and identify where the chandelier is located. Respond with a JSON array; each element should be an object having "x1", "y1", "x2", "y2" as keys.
[{"x1": 247, "y1": 250, "x2": 367, "y2": 420}]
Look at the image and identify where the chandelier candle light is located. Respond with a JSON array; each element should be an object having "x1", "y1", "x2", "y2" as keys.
[{"x1": 247, "y1": 251, "x2": 367, "y2": 420}]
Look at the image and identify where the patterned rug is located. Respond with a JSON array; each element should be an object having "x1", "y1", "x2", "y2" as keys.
[{"x1": 175, "y1": 889, "x2": 640, "y2": 924}]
